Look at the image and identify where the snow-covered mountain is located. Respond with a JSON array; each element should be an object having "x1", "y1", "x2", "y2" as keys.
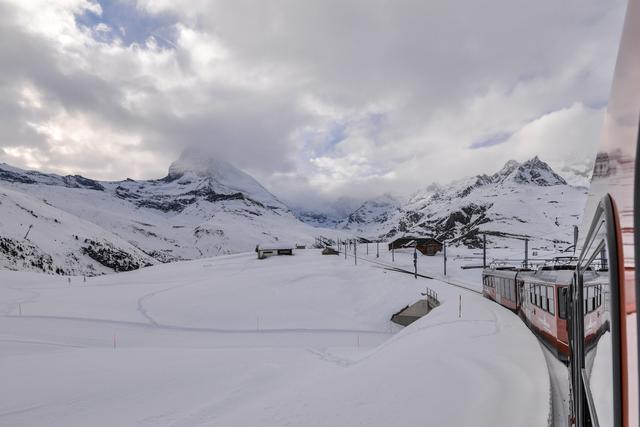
[
  {"x1": 300, "y1": 157, "x2": 587, "y2": 251},
  {"x1": 0, "y1": 149, "x2": 318, "y2": 275},
  {"x1": 293, "y1": 196, "x2": 363, "y2": 228},
  {"x1": 381, "y1": 157, "x2": 586, "y2": 249},
  {"x1": 337, "y1": 194, "x2": 402, "y2": 233}
]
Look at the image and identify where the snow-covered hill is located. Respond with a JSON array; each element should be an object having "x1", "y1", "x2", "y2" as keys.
[
  {"x1": 0, "y1": 187, "x2": 156, "y2": 275},
  {"x1": 0, "y1": 149, "x2": 319, "y2": 275}
]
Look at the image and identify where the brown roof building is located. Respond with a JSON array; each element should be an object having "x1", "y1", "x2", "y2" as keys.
[{"x1": 388, "y1": 237, "x2": 443, "y2": 256}]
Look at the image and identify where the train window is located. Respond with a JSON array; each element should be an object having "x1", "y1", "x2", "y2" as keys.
[
  {"x1": 549, "y1": 287, "x2": 555, "y2": 315},
  {"x1": 597, "y1": 285, "x2": 602, "y2": 307},
  {"x1": 532, "y1": 285, "x2": 536, "y2": 306},
  {"x1": 542, "y1": 287, "x2": 548, "y2": 311},
  {"x1": 558, "y1": 287, "x2": 567, "y2": 319}
]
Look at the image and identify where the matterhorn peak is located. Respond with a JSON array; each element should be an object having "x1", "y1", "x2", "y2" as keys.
[
  {"x1": 167, "y1": 147, "x2": 237, "y2": 180},
  {"x1": 164, "y1": 147, "x2": 286, "y2": 208}
]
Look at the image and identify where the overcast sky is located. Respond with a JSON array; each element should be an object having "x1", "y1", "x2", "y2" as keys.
[{"x1": 0, "y1": 0, "x2": 627, "y2": 209}]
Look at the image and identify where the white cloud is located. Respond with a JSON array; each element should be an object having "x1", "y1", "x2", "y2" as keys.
[{"x1": 0, "y1": 0, "x2": 628, "y2": 208}]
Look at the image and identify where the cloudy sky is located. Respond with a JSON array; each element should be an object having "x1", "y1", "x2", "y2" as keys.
[{"x1": 0, "y1": 0, "x2": 627, "y2": 209}]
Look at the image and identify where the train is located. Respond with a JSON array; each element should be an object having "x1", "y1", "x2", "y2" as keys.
[
  {"x1": 479, "y1": 0, "x2": 640, "y2": 424},
  {"x1": 482, "y1": 262, "x2": 608, "y2": 362}
]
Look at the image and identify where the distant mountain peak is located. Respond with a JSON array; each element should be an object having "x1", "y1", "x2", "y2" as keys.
[
  {"x1": 495, "y1": 159, "x2": 520, "y2": 178},
  {"x1": 164, "y1": 148, "x2": 285, "y2": 208},
  {"x1": 167, "y1": 148, "x2": 238, "y2": 180},
  {"x1": 506, "y1": 156, "x2": 567, "y2": 186}
]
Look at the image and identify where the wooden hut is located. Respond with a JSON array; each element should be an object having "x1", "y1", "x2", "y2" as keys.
[
  {"x1": 256, "y1": 243, "x2": 294, "y2": 259},
  {"x1": 388, "y1": 237, "x2": 443, "y2": 256}
]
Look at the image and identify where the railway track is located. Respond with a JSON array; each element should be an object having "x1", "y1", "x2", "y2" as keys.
[{"x1": 339, "y1": 249, "x2": 482, "y2": 295}]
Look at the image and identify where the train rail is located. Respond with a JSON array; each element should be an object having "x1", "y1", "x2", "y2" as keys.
[{"x1": 338, "y1": 249, "x2": 482, "y2": 295}]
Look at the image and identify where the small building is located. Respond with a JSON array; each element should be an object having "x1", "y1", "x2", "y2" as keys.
[
  {"x1": 388, "y1": 236, "x2": 443, "y2": 256},
  {"x1": 322, "y1": 247, "x2": 339, "y2": 255},
  {"x1": 256, "y1": 243, "x2": 294, "y2": 259}
]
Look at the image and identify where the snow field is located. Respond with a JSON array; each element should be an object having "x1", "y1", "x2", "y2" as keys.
[{"x1": 1, "y1": 249, "x2": 550, "y2": 426}]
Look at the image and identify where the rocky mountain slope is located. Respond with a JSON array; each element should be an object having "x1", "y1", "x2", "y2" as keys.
[
  {"x1": 0, "y1": 149, "x2": 318, "y2": 275},
  {"x1": 304, "y1": 157, "x2": 587, "y2": 251}
]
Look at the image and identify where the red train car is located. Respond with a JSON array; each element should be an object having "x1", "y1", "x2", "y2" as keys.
[
  {"x1": 483, "y1": 264, "x2": 608, "y2": 362},
  {"x1": 482, "y1": 267, "x2": 530, "y2": 311}
]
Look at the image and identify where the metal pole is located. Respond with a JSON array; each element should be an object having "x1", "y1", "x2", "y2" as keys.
[
  {"x1": 524, "y1": 238, "x2": 529, "y2": 269},
  {"x1": 482, "y1": 233, "x2": 486, "y2": 269},
  {"x1": 376, "y1": 242, "x2": 379, "y2": 258},
  {"x1": 345, "y1": 242, "x2": 347, "y2": 259},
  {"x1": 392, "y1": 245, "x2": 395, "y2": 262},
  {"x1": 444, "y1": 242, "x2": 447, "y2": 276},
  {"x1": 354, "y1": 240, "x2": 357, "y2": 265},
  {"x1": 413, "y1": 245, "x2": 417, "y2": 279},
  {"x1": 366, "y1": 242, "x2": 369, "y2": 255}
]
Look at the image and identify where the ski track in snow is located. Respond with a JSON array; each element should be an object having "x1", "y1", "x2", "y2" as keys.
[{"x1": 1, "y1": 314, "x2": 394, "y2": 336}]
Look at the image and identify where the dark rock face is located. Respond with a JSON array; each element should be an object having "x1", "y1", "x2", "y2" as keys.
[
  {"x1": 82, "y1": 239, "x2": 151, "y2": 272},
  {"x1": 135, "y1": 197, "x2": 193, "y2": 213},
  {"x1": 185, "y1": 188, "x2": 247, "y2": 203},
  {"x1": 386, "y1": 203, "x2": 491, "y2": 248},
  {"x1": 0, "y1": 170, "x2": 36, "y2": 184},
  {"x1": 0, "y1": 237, "x2": 58, "y2": 273},
  {"x1": 63, "y1": 175, "x2": 105, "y2": 191},
  {"x1": 115, "y1": 186, "x2": 141, "y2": 200}
]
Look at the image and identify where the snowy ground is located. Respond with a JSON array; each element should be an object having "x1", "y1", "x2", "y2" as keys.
[{"x1": 1, "y1": 249, "x2": 550, "y2": 426}]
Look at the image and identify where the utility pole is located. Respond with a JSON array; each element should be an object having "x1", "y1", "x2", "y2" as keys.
[
  {"x1": 354, "y1": 239, "x2": 357, "y2": 265},
  {"x1": 392, "y1": 245, "x2": 395, "y2": 262},
  {"x1": 524, "y1": 238, "x2": 529, "y2": 269},
  {"x1": 345, "y1": 242, "x2": 347, "y2": 260},
  {"x1": 413, "y1": 245, "x2": 418, "y2": 279},
  {"x1": 482, "y1": 233, "x2": 486, "y2": 269},
  {"x1": 376, "y1": 242, "x2": 379, "y2": 258},
  {"x1": 444, "y1": 242, "x2": 447, "y2": 276},
  {"x1": 366, "y1": 242, "x2": 369, "y2": 255}
]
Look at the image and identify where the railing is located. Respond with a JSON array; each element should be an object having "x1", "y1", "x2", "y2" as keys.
[{"x1": 421, "y1": 287, "x2": 440, "y2": 308}]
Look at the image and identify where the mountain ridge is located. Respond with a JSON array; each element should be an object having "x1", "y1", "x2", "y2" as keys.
[
  {"x1": 0, "y1": 149, "x2": 318, "y2": 275},
  {"x1": 298, "y1": 157, "x2": 586, "y2": 251}
]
